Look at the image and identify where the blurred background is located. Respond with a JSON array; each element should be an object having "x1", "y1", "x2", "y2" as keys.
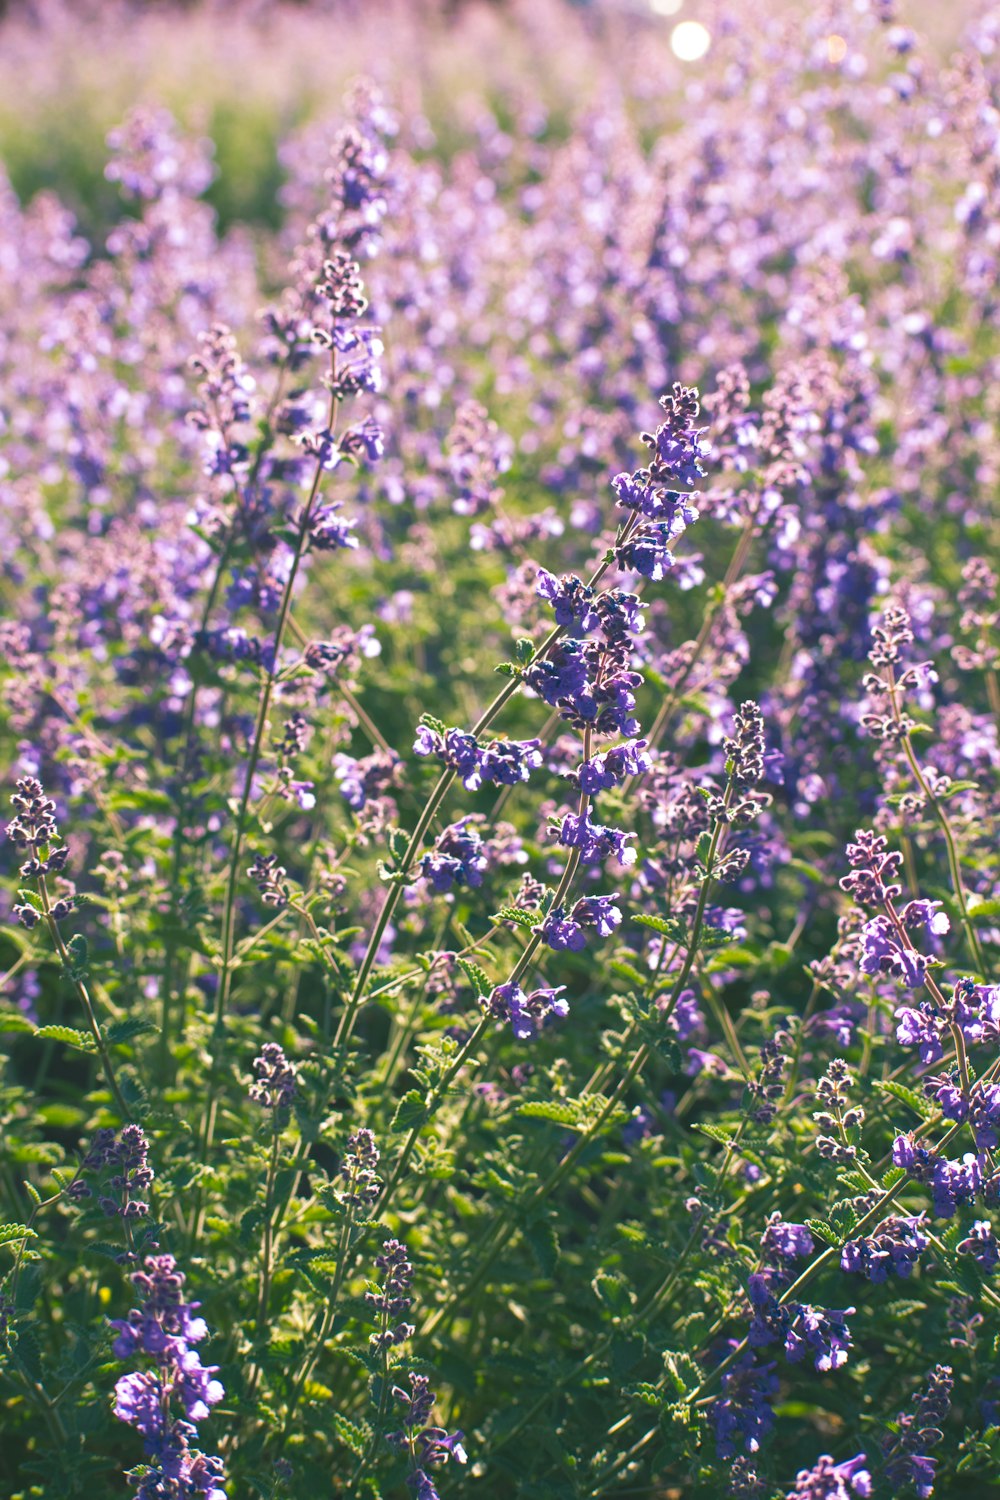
[{"x1": 0, "y1": 0, "x2": 980, "y2": 242}]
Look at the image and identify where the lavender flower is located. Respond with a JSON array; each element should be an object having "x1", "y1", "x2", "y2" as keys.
[
  {"x1": 484, "y1": 981, "x2": 569, "y2": 1041},
  {"x1": 339, "y1": 1127, "x2": 381, "y2": 1212},
  {"x1": 112, "y1": 1255, "x2": 226, "y2": 1499},
  {"x1": 840, "y1": 1216, "x2": 928, "y2": 1282},
  {"x1": 710, "y1": 1348, "x2": 778, "y2": 1462},
  {"x1": 786, "y1": 1454, "x2": 872, "y2": 1500},
  {"x1": 413, "y1": 724, "x2": 542, "y2": 790},
  {"x1": 366, "y1": 1237, "x2": 415, "y2": 1351},
  {"x1": 249, "y1": 1042, "x2": 299, "y2": 1111},
  {"x1": 388, "y1": 1373, "x2": 467, "y2": 1500},
  {"x1": 883, "y1": 1365, "x2": 953, "y2": 1498},
  {"x1": 537, "y1": 893, "x2": 621, "y2": 951},
  {"x1": 421, "y1": 817, "x2": 489, "y2": 893}
]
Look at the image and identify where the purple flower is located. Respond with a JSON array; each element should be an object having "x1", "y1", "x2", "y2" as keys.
[
  {"x1": 388, "y1": 1373, "x2": 467, "y2": 1498},
  {"x1": 535, "y1": 569, "x2": 601, "y2": 632},
  {"x1": 786, "y1": 1453, "x2": 872, "y2": 1499},
  {"x1": 784, "y1": 1304, "x2": 855, "y2": 1373},
  {"x1": 537, "y1": 894, "x2": 621, "y2": 951},
  {"x1": 577, "y1": 740, "x2": 651, "y2": 793},
  {"x1": 761, "y1": 1216, "x2": 815, "y2": 1262},
  {"x1": 421, "y1": 818, "x2": 489, "y2": 892},
  {"x1": 895, "y1": 1002, "x2": 946, "y2": 1065},
  {"x1": 883, "y1": 1365, "x2": 953, "y2": 1498},
  {"x1": 413, "y1": 724, "x2": 541, "y2": 790},
  {"x1": 112, "y1": 1254, "x2": 225, "y2": 1497},
  {"x1": 860, "y1": 915, "x2": 931, "y2": 988},
  {"x1": 840, "y1": 1216, "x2": 928, "y2": 1282},
  {"x1": 249, "y1": 1041, "x2": 299, "y2": 1110},
  {"x1": 615, "y1": 524, "x2": 678, "y2": 581},
  {"x1": 957, "y1": 1219, "x2": 1000, "y2": 1270},
  {"x1": 485, "y1": 982, "x2": 569, "y2": 1041},
  {"x1": 710, "y1": 1348, "x2": 778, "y2": 1461},
  {"x1": 558, "y1": 812, "x2": 636, "y2": 866}
]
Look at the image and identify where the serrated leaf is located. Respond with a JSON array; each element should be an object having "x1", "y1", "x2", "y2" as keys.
[
  {"x1": 456, "y1": 957, "x2": 491, "y2": 996},
  {"x1": 0, "y1": 1009, "x2": 35, "y2": 1033},
  {"x1": 593, "y1": 1270, "x2": 634, "y2": 1316},
  {"x1": 518, "y1": 1099, "x2": 584, "y2": 1127},
  {"x1": 805, "y1": 1218, "x2": 839, "y2": 1247},
  {"x1": 33, "y1": 1025, "x2": 95, "y2": 1051},
  {"x1": 518, "y1": 1095, "x2": 627, "y2": 1133},
  {"x1": 492, "y1": 906, "x2": 540, "y2": 930},
  {"x1": 874, "y1": 1079, "x2": 933, "y2": 1120},
  {"x1": 625, "y1": 1382, "x2": 662, "y2": 1407},
  {"x1": 391, "y1": 1090, "x2": 428, "y2": 1133},
  {"x1": 939, "y1": 780, "x2": 980, "y2": 800},
  {"x1": 633, "y1": 913, "x2": 686, "y2": 940},
  {"x1": 696, "y1": 1122, "x2": 738, "y2": 1147},
  {"x1": 524, "y1": 1220, "x2": 559, "y2": 1277},
  {"x1": 0, "y1": 1224, "x2": 37, "y2": 1245},
  {"x1": 332, "y1": 1411, "x2": 370, "y2": 1457},
  {"x1": 662, "y1": 1349, "x2": 701, "y2": 1396},
  {"x1": 106, "y1": 1017, "x2": 158, "y2": 1046}
]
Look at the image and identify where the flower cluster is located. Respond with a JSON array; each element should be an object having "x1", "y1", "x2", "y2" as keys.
[
  {"x1": 420, "y1": 817, "x2": 489, "y2": 893},
  {"x1": 339, "y1": 1128, "x2": 381, "y2": 1213},
  {"x1": 366, "y1": 1237, "x2": 415, "y2": 1352},
  {"x1": 840, "y1": 1216, "x2": 928, "y2": 1282},
  {"x1": 537, "y1": 893, "x2": 621, "y2": 951},
  {"x1": 883, "y1": 1365, "x2": 953, "y2": 1498},
  {"x1": 388, "y1": 1373, "x2": 467, "y2": 1500},
  {"x1": 111, "y1": 1255, "x2": 226, "y2": 1499},
  {"x1": 484, "y1": 981, "x2": 569, "y2": 1042},
  {"x1": 248, "y1": 1042, "x2": 299, "y2": 1111},
  {"x1": 413, "y1": 724, "x2": 543, "y2": 790}
]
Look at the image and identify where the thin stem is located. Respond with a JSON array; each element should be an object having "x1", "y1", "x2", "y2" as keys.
[{"x1": 36, "y1": 874, "x2": 130, "y2": 1121}]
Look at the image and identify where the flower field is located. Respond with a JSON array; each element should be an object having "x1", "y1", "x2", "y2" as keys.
[{"x1": 4, "y1": 1, "x2": 1000, "y2": 1496}]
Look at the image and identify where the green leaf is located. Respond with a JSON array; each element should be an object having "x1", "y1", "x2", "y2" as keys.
[
  {"x1": 332, "y1": 1411, "x2": 370, "y2": 1458},
  {"x1": 517, "y1": 1095, "x2": 627, "y2": 1133},
  {"x1": 239, "y1": 1206, "x2": 267, "y2": 1246},
  {"x1": 624, "y1": 1382, "x2": 663, "y2": 1407},
  {"x1": 609, "y1": 960, "x2": 648, "y2": 987},
  {"x1": 391, "y1": 1090, "x2": 428, "y2": 1133},
  {"x1": 662, "y1": 1349, "x2": 701, "y2": 1396},
  {"x1": 874, "y1": 1079, "x2": 933, "y2": 1120},
  {"x1": 0, "y1": 1224, "x2": 37, "y2": 1246},
  {"x1": 33, "y1": 1025, "x2": 95, "y2": 1051},
  {"x1": 938, "y1": 780, "x2": 980, "y2": 801},
  {"x1": 967, "y1": 895, "x2": 1000, "y2": 919},
  {"x1": 805, "y1": 1218, "x2": 839, "y2": 1247},
  {"x1": 106, "y1": 1017, "x2": 158, "y2": 1046},
  {"x1": 0, "y1": 1009, "x2": 35, "y2": 1033},
  {"x1": 593, "y1": 1270, "x2": 634, "y2": 1316},
  {"x1": 387, "y1": 828, "x2": 410, "y2": 863},
  {"x1": 456, "y1": 957, "x2": 491, "y2": 996},
  {"x1": 492, "y1": 906, "x2": 540, "y2": 929},
  {"x1": 514, "y1": 638, "x2": 535, "y2": 664},
  {"x1": 524, "y1": 1220, "x2": 559, "y2": 1277},
  {"x1": 632, "y1": 913, "x2": 687, "y2": 941},
  {"x1": 66, "y1": 934, "x2": 88, "y2": 973}
]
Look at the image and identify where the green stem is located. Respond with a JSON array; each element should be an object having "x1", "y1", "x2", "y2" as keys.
[{"x1": 36, "y1": 874, "x2": 130, "y2": 1121}]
